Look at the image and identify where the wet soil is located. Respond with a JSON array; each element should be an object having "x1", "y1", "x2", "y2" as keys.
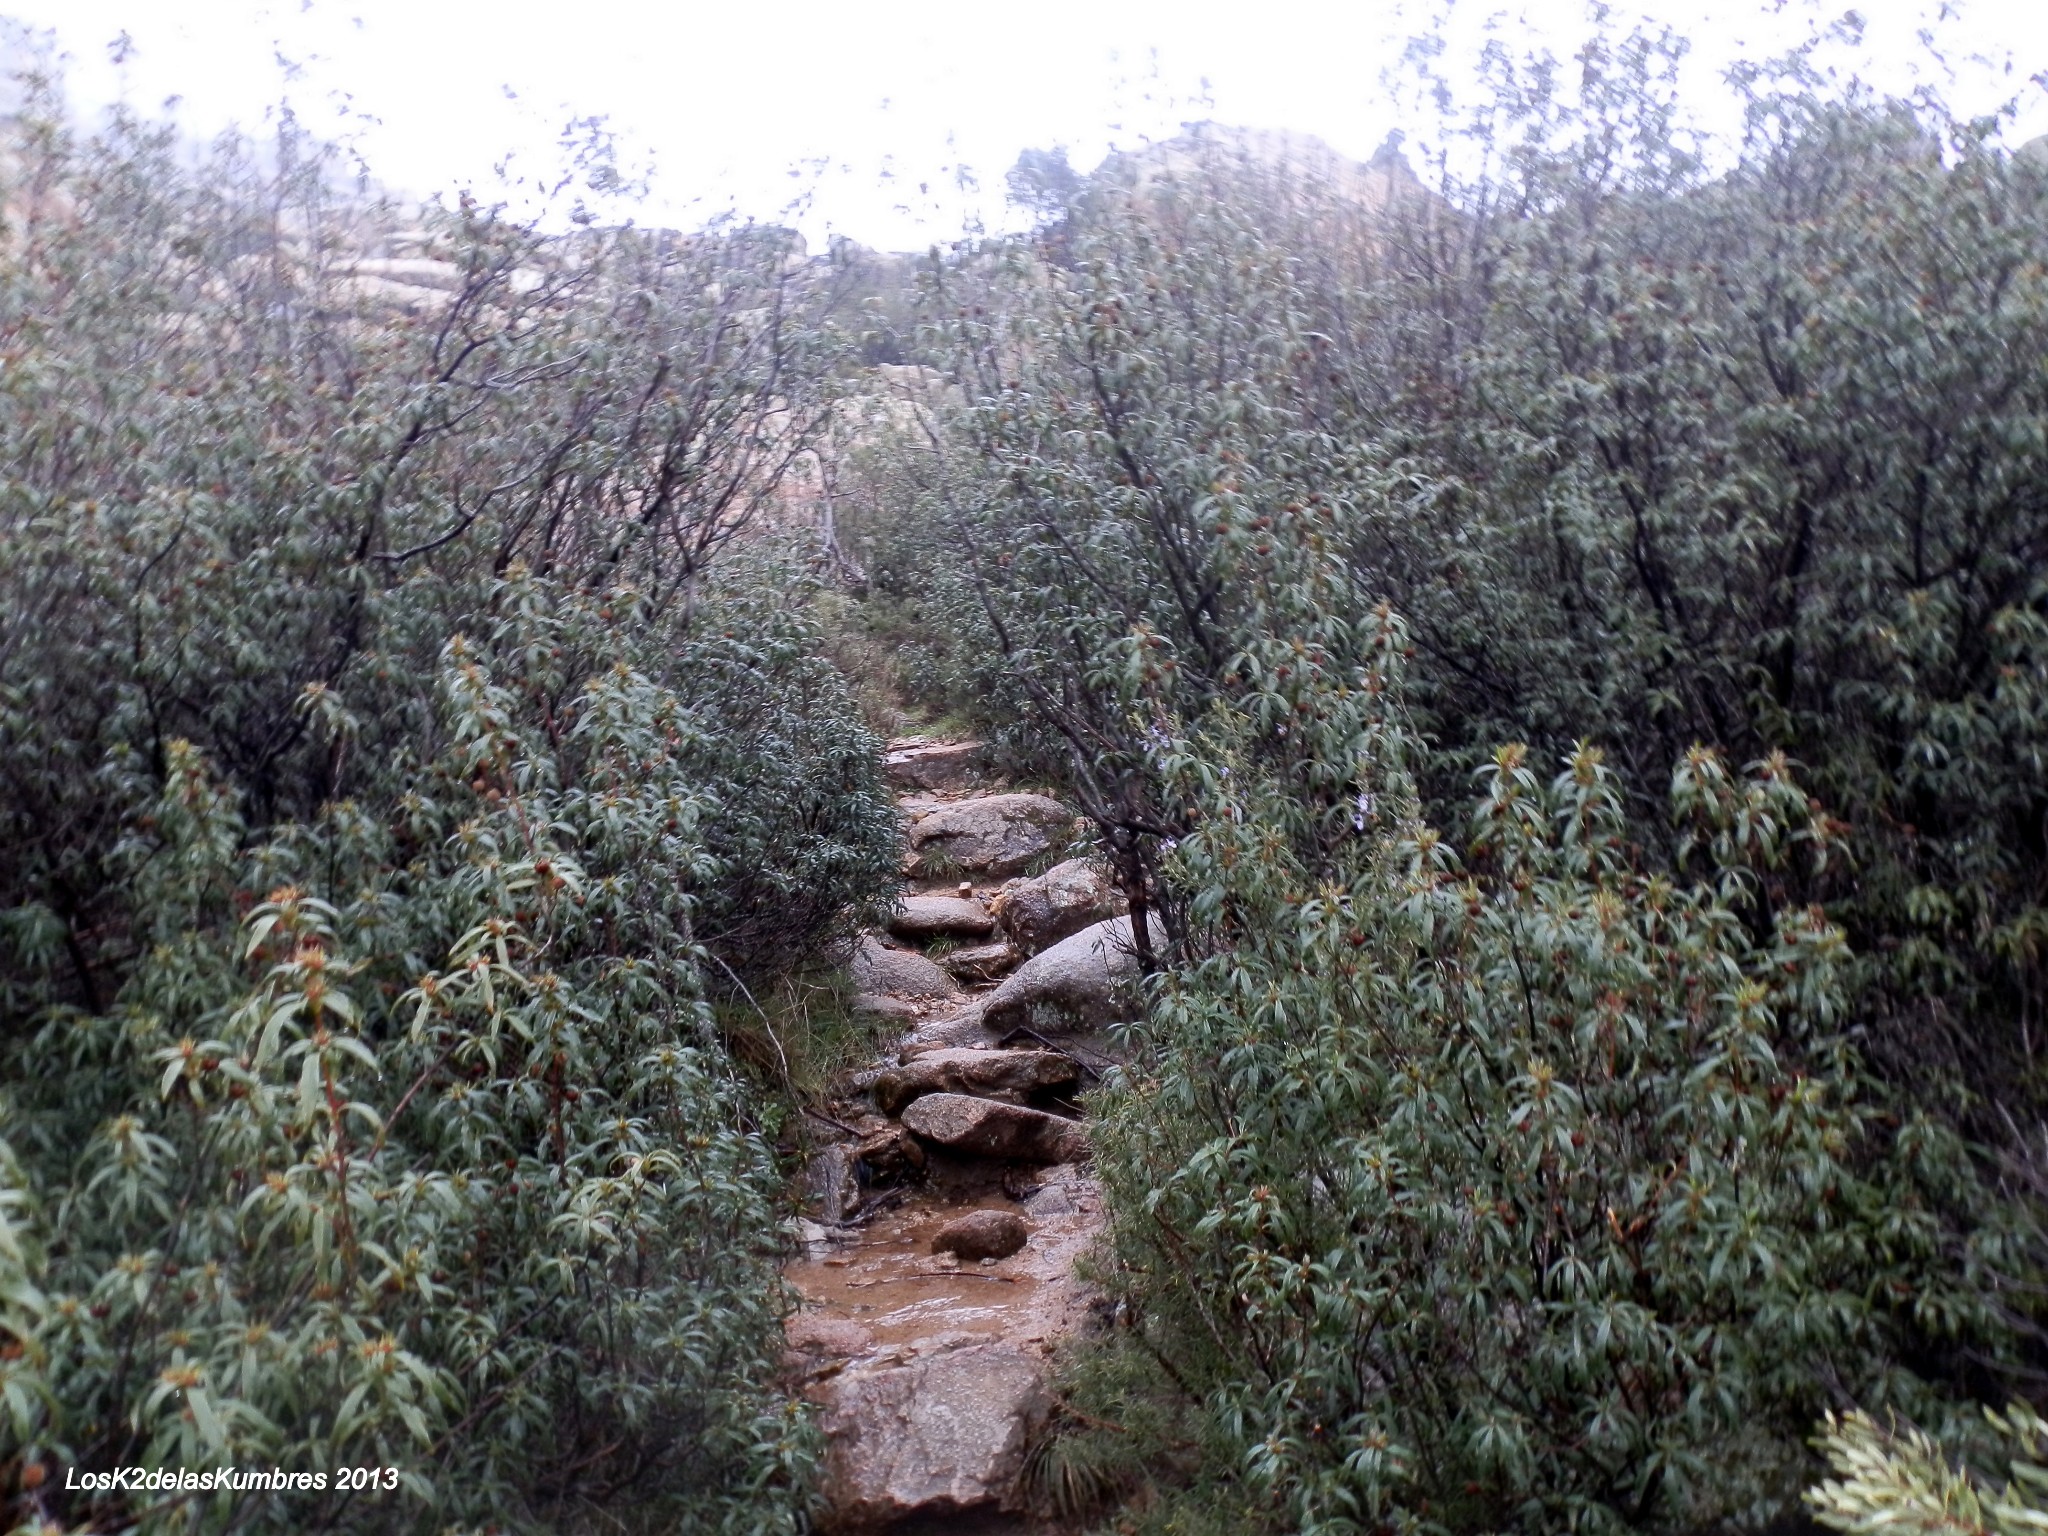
[{"x1": 787, "y1": 1160, "x2": 1101, "y2": 1359}]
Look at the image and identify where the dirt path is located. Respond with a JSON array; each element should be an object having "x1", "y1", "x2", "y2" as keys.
[{"x1": 784, "y1": 740, "x2": 1127, "y2": 1533}]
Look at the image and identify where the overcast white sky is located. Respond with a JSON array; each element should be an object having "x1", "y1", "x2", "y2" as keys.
[{"x1": 3, "y1": 0, "x2": 2044, "y2": 249}]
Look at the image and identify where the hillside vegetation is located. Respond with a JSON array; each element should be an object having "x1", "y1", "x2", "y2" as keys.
[
  {"x1": 844, "y1": 27, "x2": 2048, "y2": 1536},
  {"x1": 3, "y1": 14, "x2": 2048, "y2": 1536},
  {"x1": 0, "y1": 71, "x2": 894, "y2": 1536}
]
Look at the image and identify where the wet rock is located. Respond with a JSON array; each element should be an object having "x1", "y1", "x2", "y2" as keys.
[
  {"x1": 851, "y1": 936, "x2": 963, "y2": 1000},
  {"x1": 992, "y1": 857, "x2": 1125, "y2": 957},
  {"x1": 1018, "y1": 1184, "x2": 1072, "y2": 1218},
  {"x1": 872, "y1": 1047, "x2": 1078, "y2": 1115},
  {"x1": 815, "y1": 1342, "x2": 1051, "y2": 1530},
  {"x1": 790, "y1": 1217, "x2": 858, "y2": 1256},
  {"x1": 901, "y1": 1092, "x2": 1088, "y2": 1164},
  {"x1": 804, "y1": 1144, "x2": 861, "y2": 1224},
  {"x1": 980, "y1": 913, "x2": 1164, "y2": 1039},
  {"x1": 898, "y1": 1003, "x2": 997, "y2": 1059},
  {"x1": 884, "y1": 739, "x2": 986, "y2": 793},
  {"x1": 887, "y1": 894, "x2": 997, "y2": 941},
  {"x1": 939, "y1": 940, "x2": 1020, "y2": 983},
  {"x1": 931, "y1": 1208, "x2": 1030, "y2": 1261},
  {"x1": 906, "y1": 793, "x2": 1074, "y2": 879},
  {"x1": 853, "y1": 1120, "x2": 926, "y2": 1181},
  {"x1": 851, "y1": 993, "x2": 918, "y2": 1024},
  {"x1": 1017, "y1": 1164, "x2": 1091, "y2": 1219},
  {"x1": 787, "y1": 1314, "x2": 872, "y2": 1357}
]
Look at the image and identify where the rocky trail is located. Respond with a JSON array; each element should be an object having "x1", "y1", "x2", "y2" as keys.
[{"x1": 784, "y1": 740, "x2": 1152, "y2": 1533}]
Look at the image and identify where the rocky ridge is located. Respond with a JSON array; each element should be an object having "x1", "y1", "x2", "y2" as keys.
[{"x1": 785, "y1": 740, "x2": 1141, "y2": 1533}]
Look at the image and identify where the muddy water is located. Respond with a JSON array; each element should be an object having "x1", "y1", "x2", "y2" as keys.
[{"x1": 786, "y1": 1163, "x2": 1102, "y2": 1363}]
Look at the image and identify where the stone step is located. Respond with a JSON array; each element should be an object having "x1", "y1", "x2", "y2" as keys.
[
  {"x1": 905, "y1": 793, "x2": 1076, "y2": 880},
  {"x1": 889, "y1": 894, "x2": 998, "y2": 940},
  {"x1": 853, "y1": 935, "x2": 964, "y2": 1002},
  {"x1": 939, "y1": 940, "x2": 1020, "y2": 984},
  {"x1": 883, "y1": 738, "x2": 988, "y2": 794},
  {"x1": 900, "y1": 1093, "x2": 1088, "y2": 1164},
  {"x1": 870, "y1": 1047, "x2": 1078, "y2": 1116},
  {"x1": 814, "y1": 1342, "x2": 1049, "y2": 1532}
]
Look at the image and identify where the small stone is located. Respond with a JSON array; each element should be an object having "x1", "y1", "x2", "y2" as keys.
[
  {"x1": 931, "y1": 1208, "x2": 1030, "y2": 1262},
  {"x1": 1019, "y1": 1182, "x2": 1077, "y2": 1218}
]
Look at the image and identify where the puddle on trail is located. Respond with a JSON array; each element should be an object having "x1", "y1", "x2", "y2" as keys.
[{"x1": 786, "y1": 1169, "x2": 1102, "y2": 1359}]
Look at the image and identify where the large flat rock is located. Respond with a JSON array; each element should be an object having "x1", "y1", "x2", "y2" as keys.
[
  {"x1": 901, "y1": 1092, "x2": 1088, "y2": 1164},
  {"x1": 871, "y1": 1047, "x2": 1078, "y2": 1115},
  {"x1": 906, "y1": 793, "x2": 1074, "y2": 879},
  {"x1": 815, "y1": 1342, "x2": 1051, "y2": 1531},
  {"x1": 883, "y1": 739, "x2": 987, "y2": 793}
]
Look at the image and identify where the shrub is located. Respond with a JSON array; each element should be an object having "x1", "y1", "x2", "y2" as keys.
[
  {"x1": 1095, "y1": 680, "x2": 2012, "y2": 1532},
  {"x1": 1808, "y1": 1404, "x2": 2048, "y2": 1536},
  {"x1": 3, "y1": 602, "x2": 816, "y2": 1531},
  {"x1": 874, "y1": 15, "x2": 2048, "y2": 1134},
  {"x1": 0, "y1": 70, "x2": 891, "y2": 1534},
  {"x1": 1356, "y1": 77, "x2": 2048, "y2": 1122},
  {"x1": 666, "y1": 558, "x2": 900, "y2": 987},
  {"x1": 852, "y1": 27, "x2": 2048, "y2": 1521}
]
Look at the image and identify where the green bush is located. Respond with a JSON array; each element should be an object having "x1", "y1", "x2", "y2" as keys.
[
  {"x1": 3, "y1": 600, "x2": 815, "y2": 1531},
  {"x1": 666, "y1": 559, "x2": 900, "y2": 987},
  {"x1": 0, "y1": 71, "x2": 893, "y2": 1533},
  {"x1": 1354, "y1": 76, "x2": 2048, "y2": 1122},
  {"x1": 873, "y1": 18, "x2": 2048, "y2": 1131},
  {"x1": 841, "y1": 29, "x2": 2048, "y2": 1523},
  {"x1": 1094, "y1": 674, "x2": 2011, "y2": 1533},
  {"x1": 858, "y1": 152, "x2": 1433, "y2": 942},
  {"x1": 1808, "y1": 1404, "x2": 2048, "y2": 1536}
]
